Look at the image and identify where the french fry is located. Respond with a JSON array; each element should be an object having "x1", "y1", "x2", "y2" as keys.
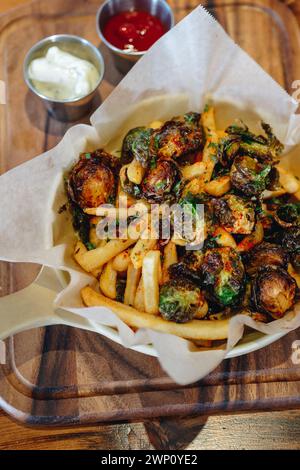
[
  {"x1": 117, "y1": 182, "x2": 136, "y2": 208},
  {"x1": 288, "y1": 264, "x2": 300, "y2": 288},
  {"x1": 277, "y1": 166, "x2": 300, "y2": 194},
  {"x1": 194, "y1": 300, "x2": 209, "y2": 319},
  {"x1": 89, "y1": 227, "x2": 99, "y2": 247},
  {"x1": 149, "y1": 120, "x2": 163, "y2": 129},
  {"x1": 74, "y1": 240, "x2": 107, "y2": 278},
  {"x1": 237, "y1": 221, "x2": 264, "y2": 252},
  {"x1": 171, "y1": 236, "x2": 188, "y2": 246},
  {"x1": 91, "y1": 240, "x2": 107, "y2": 278},
  {"x1": 130, "y1": 223, "x2": 157, "y2": 269},
  {"x1": 99, "y1": 261, "x2": 117, "y2": 299},
  {"x1": 181, "y1": 161, "x2": 206, "y2": 180},
  {"x1": 142, "y1": 250, "x2": 161, "y2": 315},
  {"x1": 84, "y1": 207, "x2": 127, "y2": 217},
  {"x1": 182, "y1": 176, "x2": 205, "y2": 196},
  {"x1": 127, "y1": 159, "x2": 146, "y2": 185},
  {"x1": 74, "y1": 241, "x2": 88, "y2": 270},
  {"x1": 81, "y1": 287, "x2": 230, "y2": 340},
  {"x1": 201, "y1": 104, "x2": 216, "y2": 136},
  {"x1": 77, "y1": 238, "x2": 136, "y2": 272},
  {"x1": 112, "y1": 249, "x2": 131, "y2": 272},
  {"x1": 262, "y1": 188, "x2": 286, "y2": 200},
  {"x1": 162, "y1": 241, "x2": 178, "y2": 283},
  {"x1": 205, "y1": 175, "x2": 231, "y2": 197},
  {"x1": 133, "y1": 278, "x2": 145, "y2": 311},
  {"x1": 84, "y1": 202, "x2": 149, "y2": 218},
  {"x1": 201, "y1": 105, "x2": 218, "y2": 183},
  {"x1": 213, "y1": 227, "x2": 237, "y2": 249},
  {"x1": 91, "y1": 267, "x2": 103, "y2": 279},
  {"x1": 124, "y1": 262, "x2": 141, "y2": 306},
  {"x1": 158, "y1": 258, "x2": 163, "y2": 285},
  {"x1": 202, "y1": 135, "x2": 218, "y2": 183}
]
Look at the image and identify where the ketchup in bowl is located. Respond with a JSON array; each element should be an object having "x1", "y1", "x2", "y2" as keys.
[{"x1": 103, "y1": 11, "x2": 166, "y2": 52}]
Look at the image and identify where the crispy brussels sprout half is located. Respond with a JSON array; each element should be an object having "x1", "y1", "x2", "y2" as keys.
[
  {"x1": 226, "y1": 121, "x2": 266, "y2": 143},
  {"x1": 67, "y1": 150, "x2": 119, "y2": 209},
  {"x1": 201, "y1": 247, "x2": 245, "y2": 307},
  {"x1": 149, "y1": 120, "x2": 204, "y2": 161},
  {"x1": 121, "y1": 127, "x2": 153, "y2": 167},
  {"x1": 217, "y1": 135, "x2": 241, "y2": 167},
  {"x1": 183, "y1": 112, "x2": 201, "y2": 127},
  {"x1": 168, "y1": 250, "x2": 203, "y2": 285},
  {"x1": 230, "y1": 155, "x2": 271, "y2": 197},
  {"x1": 261, "y1": 122, "x2": 284, "y2": 157},
  {"x1": 282, "y1": 227, "x2": 300, "y2": 269},
  {"x1": 141, "y1": 160, "x2": 182, "y2": 203},
  {"x1": 212, "y1": 194, "x2": 255, "y2": 235},
  {"x1": 244, "y1": 242, "x2": 288, "y2": 276},
  {"x1": 159, "y1": 278, "x2": 204, "y2": 323},
  {"x1": 274, "y1": 203, "x2": 300, "y2": 228},
  {"x1": 179, "y1": 192, "x2": 214, "y2": 237},
  {"x1": 265, "y1": 166, "x2": 280, "y2": 191},
  {"x1": 225, "y1": 121, "x2": 283, "y2": 162},
  {"x1": 251, "y1": 266, "x2": 296, "y2": 319}
]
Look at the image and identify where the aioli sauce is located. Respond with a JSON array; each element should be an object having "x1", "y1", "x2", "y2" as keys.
[
  {"x1": 28, "y1": 46, "x2": 100, "y2": 101},
  {"x1": 103, "y1": 11, "x2": 165, "y2": 52}
]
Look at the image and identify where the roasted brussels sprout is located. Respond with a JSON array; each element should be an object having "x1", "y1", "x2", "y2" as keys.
[
  {"x1": 212, "y1": 194, "x2": 255, "y2": 235},
  {"x1": 230, "y1": 155, "x2": 271, "y2": 197},
  {"x1": 282, "y1": 227, "x2": 300, "y2": 269},
  {"x1": 67, "y1": 150, "x2": 119, "y2": 209},
  {"x1": 217, "y1": 135, "x2": 241, "y2": 167},
  {"x1": 274, "y1": 203, "x2": 300, "y2": 228},
  {"x1": 265, "y1": 166, "x2": 280, "y2": 191},
  {"x1": 141, "y1": 160, "x2": 182, "y2": 203},
  {"x1": 149, "y1": 120, "x2": 204, "y2": 161},
  {"x1": 180, "y1": 191, "x2": 214, "y2": 235},
  {"x1": 121, "y1": 127, "x2": 153, "y2": 167},
  {"x1": 251, "y1": 266, "x2": 296, "y2": 319},
  {"x1": 225, "y1": 121, "x2": 283, "y2": 162},
  {"x1": 159, "y1": 278, "x2": 204, "y2": 323},
  {"x1": 183, "y1": 112, "x2": 201, "y2": 127},
  {"x1": 244, "y1": 242, "x2": 288, "y2": 276},
  {"x1": 168, "y1": 250, "x2": 203, "y2": 284},
  {"x1": 261, "y1": 121, "x2": 284, "y2": 158},
  {"x1": 201, "y1": 247, "x2": 245, "y2": 307}
]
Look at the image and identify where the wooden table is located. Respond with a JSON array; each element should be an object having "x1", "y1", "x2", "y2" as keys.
[{"x1": 0, "y1": 0, "x2": 299, "y2": 450}]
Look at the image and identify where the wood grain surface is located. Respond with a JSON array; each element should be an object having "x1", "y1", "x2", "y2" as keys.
[{"x1": 0, "y1": 0, "x2": 300, "y2": 450}]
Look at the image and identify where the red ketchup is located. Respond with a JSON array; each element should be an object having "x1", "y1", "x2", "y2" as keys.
[{"x1": 103, "y1": 11, "x2": 166, "y2": 52}]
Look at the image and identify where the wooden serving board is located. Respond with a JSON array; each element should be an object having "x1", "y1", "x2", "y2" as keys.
[{"x1": 0, "y1": 0, "x2": 300, "y2": 425}]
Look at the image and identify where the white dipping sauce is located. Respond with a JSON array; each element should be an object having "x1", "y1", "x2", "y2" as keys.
[{"x1": 28, "y1": 46, "x2": 100, "y2": 100}]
